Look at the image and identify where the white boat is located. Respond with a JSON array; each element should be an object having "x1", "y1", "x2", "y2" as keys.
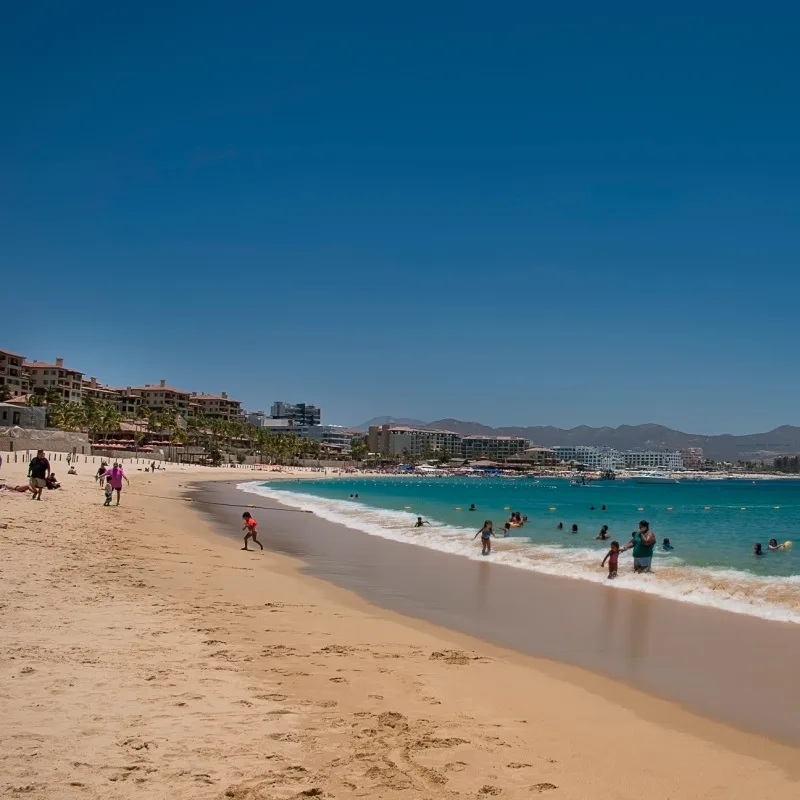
[{"x1": 633, "y1": 471, "x2": 679, "y2": 484}]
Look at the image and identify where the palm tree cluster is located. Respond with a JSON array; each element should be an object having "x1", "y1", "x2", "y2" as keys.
[{"x1": 26, "y1": 392, "x2": 357, "y2": 465}]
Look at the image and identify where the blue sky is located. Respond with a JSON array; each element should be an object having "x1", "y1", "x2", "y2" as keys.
[{"x1": 2, "y1": 3, "x2": 799, "y2": 434}]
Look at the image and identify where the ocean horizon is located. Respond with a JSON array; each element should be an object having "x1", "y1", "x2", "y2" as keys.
[{"x1": 240, "y1": 475, "x2": 800, "y2": 624}]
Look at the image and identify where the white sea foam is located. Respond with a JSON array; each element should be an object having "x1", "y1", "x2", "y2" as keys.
[{"x1": 238, "y1": 482, "x2": 800, "y2": 624}]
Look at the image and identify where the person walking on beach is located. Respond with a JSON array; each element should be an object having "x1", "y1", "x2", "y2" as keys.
[
  {"x1": 602, "y1": 541, "x2": 620, "y2": 579},
  {"x1": 473, "y1": 520, "x2": 495, "y2": 556},
  {"x1": 620, "y1": 520, "x2": 657, "y2": 573},
  {"x1": 241, "y1": 512, "x2": 263, "y2": 551},
  {"x1": 107, "y1": 463, "x2": 129, "y2": 505},
  {"x1": 28, "y1": 450, "x2": 50, "y2": 501},
  {"x1": 96, "y1": 462, "x2": 107, "y2": 485},
  {"x1": 103, "y1": 476, "x2": 114, "y2": 506}
]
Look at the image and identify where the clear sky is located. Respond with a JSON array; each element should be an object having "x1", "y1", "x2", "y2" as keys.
[{"x1": 2, "y1": 3, "x2": 799, "y2": 434}]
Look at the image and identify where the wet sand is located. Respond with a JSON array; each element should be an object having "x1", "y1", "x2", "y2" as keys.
[{"x1": 197, "y1": 479, "x2": 800, "y2": 745}]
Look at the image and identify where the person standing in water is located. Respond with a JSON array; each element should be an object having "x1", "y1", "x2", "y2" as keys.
[
  {"x1": 596, "y1": 525, "x2": 609, "y2": 540},
  {"x1": 621, "y1": 520, "x2": 657, "y2": 573},
  {"x1": 602, "y1": 541, "x2": 620, "y2": 579},
  {"x1": 473, "y1": 520, "x2": 495, "y2": 555}
]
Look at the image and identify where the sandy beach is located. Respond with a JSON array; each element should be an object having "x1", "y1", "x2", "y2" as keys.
[{"x1": 2, "y1": 459, "x2": 800, "y2": 799}]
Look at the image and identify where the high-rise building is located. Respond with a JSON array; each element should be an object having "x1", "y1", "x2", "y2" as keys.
[{"x1": 270, "y1": 402, "x2": 321, "y2": 426}]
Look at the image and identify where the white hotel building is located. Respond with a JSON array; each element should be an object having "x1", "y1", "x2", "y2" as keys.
[
  {"x1": 551, "y1": 446, "x2": 625, "y2": 470},
  {"x1": 552, "y1": 446, "x2": 684, "y2": 471},
  {"x1": 621, "y1": 451, "x2": 684, "y2": 470}
]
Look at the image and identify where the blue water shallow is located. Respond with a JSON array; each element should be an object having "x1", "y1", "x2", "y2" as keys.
[{"x1": 268, "y1": 476, "x2": 800, "y2": 577}]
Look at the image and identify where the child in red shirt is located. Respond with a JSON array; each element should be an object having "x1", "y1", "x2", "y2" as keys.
[
  {"x1": 602, "y1": 541, "x2": 620, "y2": 579},
  {"x1": 241, "y1": 512, "x2": 263, "y2": 551}
]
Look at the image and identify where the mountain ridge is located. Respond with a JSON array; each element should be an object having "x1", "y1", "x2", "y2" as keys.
[{"x1": 354, "y1": 417, "x2": 800, "y2": 461}]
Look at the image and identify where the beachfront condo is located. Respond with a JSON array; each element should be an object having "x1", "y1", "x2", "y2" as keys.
[
  {"x1": 25, "y1": 357, "x2": 84, "y2": 403},
  {"x1": 0, "y1": 348, "x2": 29, "y2": 398},
  {"x1": 190, "y1": 392, "x2": 244, "y2": 421},
  {"x1": 460, "y1": 435, "x2": 530, "y2": 460},
  {"x1": 368, "y1": 424, "x2": 462, "y2": 459}
]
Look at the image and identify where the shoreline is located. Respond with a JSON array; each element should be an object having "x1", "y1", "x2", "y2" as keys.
[
  {"x1": 3, "y1": 461, "x2": 800, "y2": 798},
  {"x1": 198, "y1": 478, "x2": 800, "y2": 746},
  {"x1": 249, "y1": 475, "x2": 800, "y2": 625}
]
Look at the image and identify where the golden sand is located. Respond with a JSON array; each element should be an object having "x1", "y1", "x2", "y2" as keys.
[{"x1": 1, "y1": 460, "x2": 799, "y2": 798}]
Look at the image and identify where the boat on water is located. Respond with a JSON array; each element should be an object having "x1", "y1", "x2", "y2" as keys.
[{"x1": 632, "y1": 471, "x2": 680, "y2": 484}]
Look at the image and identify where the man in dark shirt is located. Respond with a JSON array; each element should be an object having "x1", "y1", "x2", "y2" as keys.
[{"x1": 28, "y1": 449, "x2": 51, "y2": 500}]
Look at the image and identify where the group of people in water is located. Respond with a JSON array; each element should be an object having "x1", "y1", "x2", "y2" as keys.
[{"x1": 754, "y1": 539, "x2": 791, "y2": 555}]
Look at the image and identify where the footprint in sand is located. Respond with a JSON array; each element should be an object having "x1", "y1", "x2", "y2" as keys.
[
  {"x1": 329, "y1": 677, "x2": 348, "y2": 683},
  {"x1": 531, "y1": 784, "x2": 558, "y2": 793}
]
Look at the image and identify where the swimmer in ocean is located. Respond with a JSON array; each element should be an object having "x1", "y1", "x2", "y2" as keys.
[
  {"x1": 469, "y1": 503, "x2": 477, "y2": 511},
  {"x1": 662, "y1": 537, "x2": 674, "y2": 551},
  {"x1": 768, "y1": 538, "x2": 786, "y2": 551},
  {"x1": 753, "y1": 542, "x2": 764, "y2": 556},
  {"x1": 414, "y1": 516, "x2": 430, "y2": 528},
  {"x1": 596, "y1": 525, "x2": 610, "y2": 541}
]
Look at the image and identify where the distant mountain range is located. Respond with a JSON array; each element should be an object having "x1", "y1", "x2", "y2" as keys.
[{"x1": 355, "y1": 417, "x2": 800, "y2": 462}]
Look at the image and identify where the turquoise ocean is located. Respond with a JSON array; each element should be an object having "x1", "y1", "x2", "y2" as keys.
[{"x1": 240, "y1": 476, "x2": 800, "y2": 623}]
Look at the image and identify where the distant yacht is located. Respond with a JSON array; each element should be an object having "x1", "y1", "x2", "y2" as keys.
[{"x1": 633, "y1": 471, "x2": 680, "y2": 484}]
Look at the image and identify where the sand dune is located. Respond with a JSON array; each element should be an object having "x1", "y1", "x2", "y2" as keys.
[{"x1": 1, "y1": 460, "x2": 799, "y2": 798}]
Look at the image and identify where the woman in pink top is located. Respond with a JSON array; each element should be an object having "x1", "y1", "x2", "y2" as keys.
[{"x1": 107, "y1": 463, "x2": 130, "y2": 506}]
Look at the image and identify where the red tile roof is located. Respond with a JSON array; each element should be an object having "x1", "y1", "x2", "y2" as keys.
[
  {"x1": 0, "y1": 348, "x2": 26, "y2": 359},
  {"x1": 127, "y1": 385, "x2": 191, "y2": 395},
  {"x1": 192, "y1": 393, "x2": 241, "y2": 403},
  {"x1": 25, "y1": 361, "x2": 82, "y2": 373}
]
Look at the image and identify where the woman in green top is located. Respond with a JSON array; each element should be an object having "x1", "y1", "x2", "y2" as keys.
[{"x1": 621, "y1": 520, "x2": 656, "y2": 573}]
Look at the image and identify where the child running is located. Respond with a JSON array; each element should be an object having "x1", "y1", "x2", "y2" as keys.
[
  {"x1": 241, "y1": 512, "x2": 263, "y2": 551},
  {"x1": 473, "y1": 520, "x2": 495, "y2": 556},
  {"x1": 103, "y1": 476, "x2": 113, "y2": 506},
  {"x1": 602, "y1": 541, "x2": 620, "y2": 579}
]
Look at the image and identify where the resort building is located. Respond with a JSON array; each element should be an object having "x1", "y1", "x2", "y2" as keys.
[
  {"x1": 82, "y1": 377, "x2": 122, "y2": 404},
  {"x1": 508, "y1": 446, "x2": 559, "y2": 467},
  {"x1": 270, "y1": 402, "x2": 321, "y2": 427},
  {"x1": 680, "y1": 447, "x2": 705, "y2": 468},
  {"x1": 460, "y1": 435, "x2": 529, "y2": 460},
  {"x1": 0, "y1": 348, "x2": 28, "y2": 398},
  {"x1": 190, "y1": 391, "x2": 243, "y2": 421},
  {"x1": 368, "y1": 424, "x2": 462, "y2": 459},
  {"x1": 621, "y1": 450, "x2": 684, "y2": 470},
  {"x1": 25, "y1": 357, "x2": 84, "y2": 403},
  {"x1": 305, "y1": 425, "x2": 358, "y2": 453},
  {"x1": 551, "y1": 445, "x2": 625, "y2": 470},
  {"x1": 125, "y1": 380, "x2": 192, "y2": 415}
]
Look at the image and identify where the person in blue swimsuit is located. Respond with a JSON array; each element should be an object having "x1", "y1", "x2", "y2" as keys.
[{"x1": 473, "y1": 520, "x2": 495, "y2": 555}]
